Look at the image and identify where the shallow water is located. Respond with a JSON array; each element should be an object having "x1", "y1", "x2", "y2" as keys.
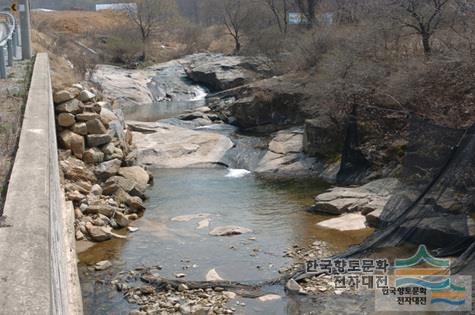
[{"x1": 78, "y1": 168, "x2": 375, "y2": 314}]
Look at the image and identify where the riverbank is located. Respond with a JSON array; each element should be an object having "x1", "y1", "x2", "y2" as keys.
[
  {"x1": 54, "y1": 85, "x2": 152, "y2": 244},
  {"x1": 73, "y1": 51, "x2": 475, "y2": 314},
  {"x1": 71, "y1": 53, "x2": 388, "y2": 314}
]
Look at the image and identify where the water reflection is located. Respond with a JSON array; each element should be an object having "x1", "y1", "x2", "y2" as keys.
[{"x1": 79, "y1": 168, "x2": 375, "y2": 314}]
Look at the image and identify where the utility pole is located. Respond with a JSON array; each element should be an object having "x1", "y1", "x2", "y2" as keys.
[{"x1": 19, "y1": 0, "x2": 31, "y2": 59}]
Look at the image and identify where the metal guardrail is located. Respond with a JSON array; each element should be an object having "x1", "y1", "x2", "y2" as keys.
[{"x1": 0, "y1": 11, "x2": 18, "y2": 79}]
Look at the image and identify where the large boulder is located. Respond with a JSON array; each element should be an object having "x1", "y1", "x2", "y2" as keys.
[
  {"x1": 184, "y1": 53, "x2": 271, "y2": 92},
  {"x1": 118, "y1": 166, "x2": 150, "y2": 192},
  {"x1": 90, "y1": 64, "x2": 155, "y2": 108},
  {"x1": 129, "y1": 121, "x2": 234, "y2": 169},
  {"x1": 268, "y1": 128, "x2": 303, "y2": 154},
  {"x1": 255, "y1": 127, "x2": 316, "y2": 175},
  {"x1": 312, "y1": 178, "x2": 399, "y2": 215}
]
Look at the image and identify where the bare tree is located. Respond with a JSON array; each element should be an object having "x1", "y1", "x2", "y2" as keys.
[
  {"x1": 262, "y1": 0, "x2": 291, "y2": 34},
  {"x1": 296, "y1": 0, "x2": 320, "y2": 27},
  {"x1": 392, "y1": 0, "x2": 451, "y2": 56},
  {"x1": 450, "y1": 0, "x2": 475, "y2": 55},
  {"x1": 221, "y1": 0, "x2": 253, "y2": 54},
  {"x1": 126, "y1": 0, "x2": 161, "y2": 60}
]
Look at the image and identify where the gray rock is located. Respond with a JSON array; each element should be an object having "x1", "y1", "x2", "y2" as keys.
[
  {"x1": 105, "y1": 176, "x2": 145, "y2": 199},
  {"x1": 90, "y1": 184, "x2": 103, "y2": 196},
  {"x1": 87, "y1": 225, "x2": 112, "y2": 242},
  {"x1": 316, "y1": 213, "x2": 368, "y2": 231},
  {"x1": 366, "y1": 208, "x2": 383, "y2": 228},
  {"x1": 95, "y1": 159, "x2": 122, "y2": 180},
  {"x1": 286, "y1": 279, "x2": 306, "y2": 294},
  {"x1": 130, "y1": 122, "x2": 233, "y2": 169},
  {"x1": 86, "y1": 119, "x2": 108, "y2": 135},
  {"x1": 101, "y1": 143, "x2": 116, "y2": 156},
  {"x1": 57, "y1": 113, "x2": 76, "y2": 127},
  {"x1": 84, "y1": 204, "x2": 120, "y2": 218},
  {"x1": 56, "y1": 98, "x2": 83, "y2": 114},
  {"x1": 185, "y1": 53, "x2": 271, "y2": 91},
  {"x1": 87, "y1": 134, "x2": 112, "y2": 147},
  {"x1": 59, "y1": 130, "x2": 85, "y2": 159},
  {"x1": 71, "y1": 122, "x2": 88, "y2": 136},
  {"x1": 312, "y1": 178, "x2": 399, "y2": 215},
  {"x1": 79, "y1": 89, "x2": 96, "y2": 102},
  {"x1": 77, "y1": 112, "x2": 101, "y2": 122},
  {"x1": 83, "y1": 147, "x2": 105, "y2": 164},
  {"x1": 99, "y1": 108, "x2": 119, "y2": 128},
  {"x1": 95, "y1": 260, "x2": 112, "y2": 271},
  {"x1": 53, "y1": 89, "x2": 76, "y2": 104},
  {"x1": 268, "y1": 128, "x2": 303, "y2": 154},
  {"x1": 209, "y1": 226, "x2": 252, "y2": 236},
  {"x1": 114, "y1": 211, "x2": 130, "y2": 228},
  {"x1": 83, "y1": 103, "x2": 102, "y2": 114},
  {"x1": 118, "y1": 166, "x2": 150, "y2": 192}
]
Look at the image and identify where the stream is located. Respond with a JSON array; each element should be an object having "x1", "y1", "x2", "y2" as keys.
[{"x1": 79, "y1": 57, "x2": 377, "y2": 314}]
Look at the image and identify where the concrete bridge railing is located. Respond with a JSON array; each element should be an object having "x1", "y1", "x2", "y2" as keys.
[{"x1": 0, "y1": 53, "x2": 83, "y2": 314}]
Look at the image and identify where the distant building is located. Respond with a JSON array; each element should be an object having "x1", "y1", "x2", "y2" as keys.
[
  {"x1": 288, "y1": 12, "x2": 335, "y2": 26},
  {"x1": 288, "y1": 12, "x2": 308, "y2": 25},
  {"x1": 95, "y1": 3, "x2": 137, "y2": 12}
]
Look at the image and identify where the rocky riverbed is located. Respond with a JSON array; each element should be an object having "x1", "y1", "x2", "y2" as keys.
[{"x1": 74, "y1": 52, "x2": 426, "y2": 314}]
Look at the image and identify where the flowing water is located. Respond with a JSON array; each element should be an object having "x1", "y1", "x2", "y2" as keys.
[
  {"x1": 80, "y1": 60, "x2": 379, "y2": 314},
  {"x1": 78, "y1": 169, "x2": 375, "y2": 314}
]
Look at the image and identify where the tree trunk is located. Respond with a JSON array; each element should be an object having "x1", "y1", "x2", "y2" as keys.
[
  {"x1": 234, "y1": 37, "x2": 241, "y2": 55},
  {"x1": 422, "y1": 33, "x2": 431, "y2": 56},
  {"x1": 140, "y1": 30, "x2": 147, "y2": 61}
]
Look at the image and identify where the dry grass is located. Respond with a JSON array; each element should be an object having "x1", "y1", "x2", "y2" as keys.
[{"x1": 32, "y1": 10, "x2": 127, "y2": 35}]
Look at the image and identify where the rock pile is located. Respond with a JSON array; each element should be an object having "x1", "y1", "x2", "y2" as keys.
[{"x1": 54, "y1": 84, "x2": 152, "y2": 242}]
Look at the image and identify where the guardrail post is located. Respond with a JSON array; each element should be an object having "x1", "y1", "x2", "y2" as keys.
[
  {"x1": 19, "y1": 0, "x2": 32, "y2": 60},
  {"x1": 7, "y1": 39, "x2": 13, "y2": 66},
  {"x1": 12, "y1": 29, "x2": 18, "y2": 58},
  {"x1": 0, "y1": 47, "x2": 6, "y2": 79},
  {"x1": 15, "y1": 24, "x2": 20, "y2": 47}
]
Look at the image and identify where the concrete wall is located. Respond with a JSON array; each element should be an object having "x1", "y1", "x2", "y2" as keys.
[{"x1": 0, "y1": 53, "x2": 82, "y2": 314}]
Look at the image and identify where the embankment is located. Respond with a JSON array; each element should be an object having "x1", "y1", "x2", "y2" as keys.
[{"x1": 0, "y1": 53, "x2": 82, "y2": 314}]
